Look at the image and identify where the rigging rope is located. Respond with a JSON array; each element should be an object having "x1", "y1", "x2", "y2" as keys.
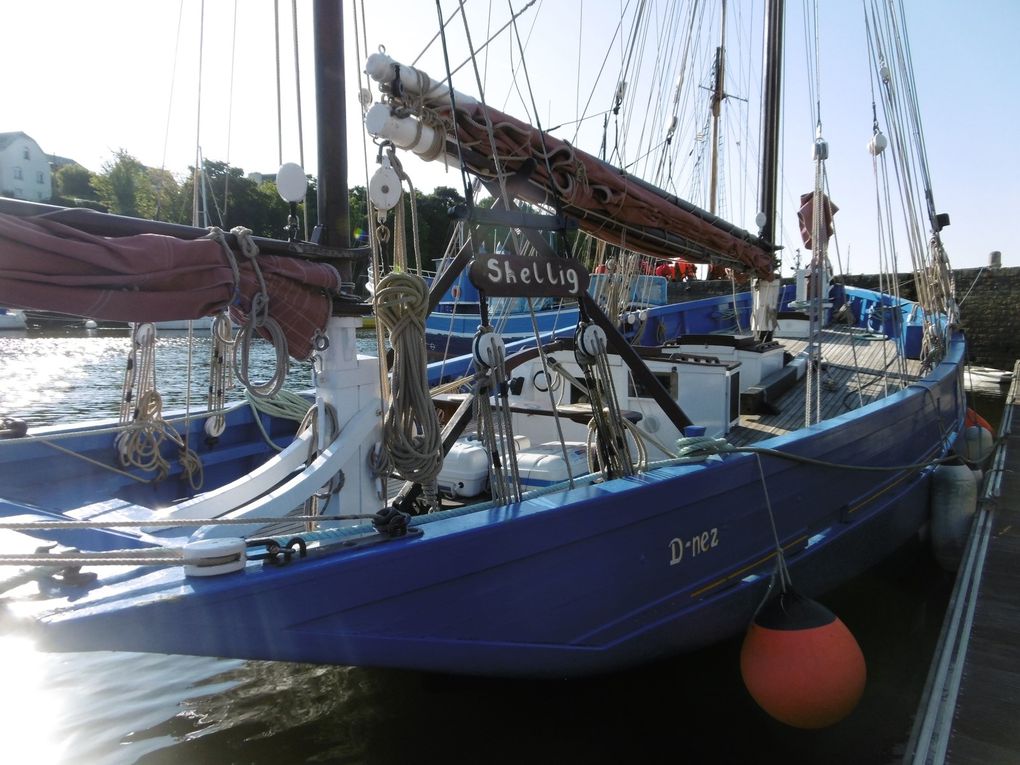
[
  {"x1": 373, "y1": 163, "x2": 443, "y2": 510},
  {"x1": 116, "y1": 323, "x2": 203, "y2": 489}
]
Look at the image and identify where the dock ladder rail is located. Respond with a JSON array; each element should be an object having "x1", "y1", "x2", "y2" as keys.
[{"x1": 903, "y1": 361, "x2": 1019, "y2": 764}]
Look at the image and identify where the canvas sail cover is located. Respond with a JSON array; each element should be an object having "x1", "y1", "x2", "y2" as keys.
[
  {"x1": 442, "y1": 101, "x2": 776, "y2": 279},
  {"x1": 0, "y1": 212, "x2": 340, "y2": 359},
  {"x1": 797, "y1": 192, "x2": 839, "y2": 250}
]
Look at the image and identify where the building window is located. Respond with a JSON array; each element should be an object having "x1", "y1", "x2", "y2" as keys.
[
  {"x1": 13, "y1": 167, "x2": 23, "y2": 180},
  {"x1": 22, "y1": 147, "x2": 30, "y2": 160},
  {"x1": 36, "y1": 171, "x2": 44, "y2": 183}
]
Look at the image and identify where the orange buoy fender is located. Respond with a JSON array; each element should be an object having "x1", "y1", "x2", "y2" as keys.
[
  {"x1": 740, "y1": 590, "x2": 866, "y2": 729},
  {"x1": 964, "y1": 407, "x2": 992, "y2": 432}
]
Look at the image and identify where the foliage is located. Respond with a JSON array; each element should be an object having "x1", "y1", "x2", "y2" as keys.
[
  {"x1": 52, "y1": 163, "x2": 97, "y2": 202},
  {"x1": 91, "y1": 150, "x2": 159, "y2": 218},
  {"x1": 82, "y1": 153, "x2": 478, "y2": 269}
]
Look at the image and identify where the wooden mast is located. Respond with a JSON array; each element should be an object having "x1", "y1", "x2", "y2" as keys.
[
  {"x1": 708, "y1": 0, "x2": 727, "y2": 218},
  {"x1": 758, "y1": 0, "x2": 785, "y2": 251},
  {"x1": 312, "y1": 0, "x2": 355, "y2": 297}
]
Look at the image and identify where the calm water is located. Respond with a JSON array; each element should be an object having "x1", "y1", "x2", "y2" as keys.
[{"x1": 0, "y1": 328, "x2": 1008, "y2": 764}]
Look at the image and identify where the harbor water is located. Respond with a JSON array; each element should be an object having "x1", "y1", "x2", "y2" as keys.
[{"x1": 0, "y1": 327, "x2": 1008, "y2": 764}]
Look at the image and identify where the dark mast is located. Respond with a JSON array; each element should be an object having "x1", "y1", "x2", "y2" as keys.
[
  {"x1": 757, "y1": 0, "x2": 784, "y2": 254},
  {"x1": 312, "y1": 0, "x2": 353, "y2": 293}
]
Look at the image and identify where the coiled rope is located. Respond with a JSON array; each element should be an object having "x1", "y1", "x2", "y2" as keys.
[
  {"x1": 374, "y1": 270, "x2": 443, "y2": 508},
  {"x1": 243, "y1": 388, "x2": 314, "y2": 451},
  {"x1": 115, "y1": 323, "x2": 203, "y2": 489}
]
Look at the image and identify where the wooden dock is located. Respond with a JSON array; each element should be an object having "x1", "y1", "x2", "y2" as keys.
[{"x1": 905, "y1": 360, "x2": 1020, "y2": 764}]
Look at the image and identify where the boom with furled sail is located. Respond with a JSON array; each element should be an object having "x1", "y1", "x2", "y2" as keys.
[{"x1": 363, "y1": 52, "x2": 777, "y2": 279}]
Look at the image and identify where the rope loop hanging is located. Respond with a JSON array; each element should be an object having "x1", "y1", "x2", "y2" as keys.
[{"x1": 228, "y1": 226, "x2": 290, "y2": 399}]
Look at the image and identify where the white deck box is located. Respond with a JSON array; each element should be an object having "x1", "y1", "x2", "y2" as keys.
[
  {"x1": 517, "y1": 442, "x2": 590, "y2": 490},
  {"x1": 437, "y1": 435, "x2": 531, "y2": 498}
]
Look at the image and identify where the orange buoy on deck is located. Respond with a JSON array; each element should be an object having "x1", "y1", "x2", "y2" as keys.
[{"x1": 740, "y1": 590, "x2": 866, "y2": 729}]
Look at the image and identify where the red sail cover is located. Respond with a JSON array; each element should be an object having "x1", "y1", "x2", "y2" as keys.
[
  {"x1": 0, "y1": 212, "x2": 340, "y2": 359},
  {"x1": 444, "y1": 102, "x2": 775, "y2": 279},
  {"x1": 797, "y1": 192, "x2": 839, "y2": 250}
]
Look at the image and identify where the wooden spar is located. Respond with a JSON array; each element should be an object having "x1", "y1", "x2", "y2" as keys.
[
  {"x1": 311, "y1": 0, "x2": 374, "y2": 314},
  {"x1": 757, "y1": 0, "x2": 784, "y2": 249},
  {"x1": 365, "y1": 54, "x2": 777, "y2": 279},
  {"x1": 311, "y1": 0, "x2": 354, "y2": 287},
  {"x1": 709, "y1": 0, "x2": 727, "y2": 217}
]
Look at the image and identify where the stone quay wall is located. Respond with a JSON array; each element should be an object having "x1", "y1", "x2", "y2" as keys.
[{"x1": 664, "y1": 266, "x2": 1019, "y2": 370}]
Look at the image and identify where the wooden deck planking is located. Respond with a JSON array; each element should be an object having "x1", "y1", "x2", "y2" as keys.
[
  {"x1": 946, "y1": 374, "x2": 1020, "y2": 764},
  {"x1": 728, "y1": 328, "x2": 922, "y2": 447}
]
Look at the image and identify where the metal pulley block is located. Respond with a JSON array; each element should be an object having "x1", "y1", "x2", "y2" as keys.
[
  {"x1": 472, "y1": 329, "x2": 505, "y2": 371},
  {"x1": 369, "y1": 155, "x2": 402, "y2": 211},
  {"x1": 574, "y1": 323, "x2": 607, "y2": 366}
]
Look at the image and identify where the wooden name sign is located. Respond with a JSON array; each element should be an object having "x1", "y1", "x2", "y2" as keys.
[{"x1": 468, "y1": 254, "x2": 590, "y2": 298}]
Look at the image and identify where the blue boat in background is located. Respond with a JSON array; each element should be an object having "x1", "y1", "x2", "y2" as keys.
[{"x1": 425, "y1": 253, "x2": 669, "y2": 361}]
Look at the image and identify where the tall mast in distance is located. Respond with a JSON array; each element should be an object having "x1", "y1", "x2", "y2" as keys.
[{"x1": 708, "y1": 0, "x2": 727, "y2": 218}]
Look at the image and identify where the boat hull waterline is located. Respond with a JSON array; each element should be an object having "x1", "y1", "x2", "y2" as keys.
[{"x1": 2, "y1": 324, "x2": 964, "y2": 676}]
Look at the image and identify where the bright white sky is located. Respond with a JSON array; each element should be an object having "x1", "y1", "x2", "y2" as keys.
[{"x1": 6, "y1": 0, "x2": 1017, "y2": 276}]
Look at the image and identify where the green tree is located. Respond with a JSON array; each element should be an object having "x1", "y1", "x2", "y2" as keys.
[
  {"x1": 149, "y1": 168, "x2": 183, "y2": 222},
  {"x1": 91, "y1": 150, "x2": 158, "y2": 218},
  {"x1": 53, "y1": 163, "x2": 97, "y2": 201}
]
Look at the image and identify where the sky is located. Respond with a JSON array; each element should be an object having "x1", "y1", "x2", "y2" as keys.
[{"x1": 5, "y1": 0, "x2": 1017, "y2": 276}]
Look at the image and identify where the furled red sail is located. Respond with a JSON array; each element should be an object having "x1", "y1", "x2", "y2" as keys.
[
  {"x1": 365, "y1": 55, "x2": 776, "y2": 279},
  {"x1": 0, "y1": 212, "x2": 340, "y2": 359},
  {"x1": 797, "y1": 192, "x2": 839, "y2": 250},
  {"x1": 449, "y1": 100, "x2": 776, "y2": 279}
]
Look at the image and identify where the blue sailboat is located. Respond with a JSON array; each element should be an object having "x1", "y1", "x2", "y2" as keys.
[{"x1": 0, "y1": 0, "x2": 972, "y2": 680}]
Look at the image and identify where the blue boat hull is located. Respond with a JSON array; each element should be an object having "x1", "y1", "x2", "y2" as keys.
[{"x1": 6, "y1": 324, "x2": 965, "y2": 676}]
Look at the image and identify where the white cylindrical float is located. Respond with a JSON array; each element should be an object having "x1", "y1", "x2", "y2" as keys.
[
  {"x1": 365, "y1": 103, "x2": 447, "y2": 161},
  {"x1": 930, "y1": 461, "x2": 978, "y2": 571}
]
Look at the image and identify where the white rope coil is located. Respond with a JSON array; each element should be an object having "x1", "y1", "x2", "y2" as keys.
[
  {"x1": 374, "y1": 270, "x2": 443, "y2": 503},
  {"x1": 115, "y1": 323, "x2": 203, "y2": 489}
]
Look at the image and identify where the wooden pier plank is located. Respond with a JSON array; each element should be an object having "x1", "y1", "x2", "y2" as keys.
[{"x1": 945, "y1": 363, "x2": 1020, "y2": 763}]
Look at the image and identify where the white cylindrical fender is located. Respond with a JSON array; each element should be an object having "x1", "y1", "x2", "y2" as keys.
[
  {"x1": 962, "y1": 424, "x2": 994, "y2": 464},
  {"x1": 930, "y1": 462, "x2": 978, "y2": 571},
  {"x1": 365, "y1": 51, "x2": 476, "y2": 107},
  {"x1": 365, "y1": 103, "x2": 447, "y2": 161}
]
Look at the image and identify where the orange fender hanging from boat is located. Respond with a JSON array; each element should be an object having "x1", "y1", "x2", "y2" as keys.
[
  {"x1": 740, "y1": 589, "x2": 866, "y2": 729},
  {"x1": 963, "y1": 407, "x2": 992, "y2": 432}
]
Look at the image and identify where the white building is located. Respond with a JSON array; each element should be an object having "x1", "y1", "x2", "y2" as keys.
[{"x1": 0, "y1": 131, "x2": 52, "y2": 201}]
